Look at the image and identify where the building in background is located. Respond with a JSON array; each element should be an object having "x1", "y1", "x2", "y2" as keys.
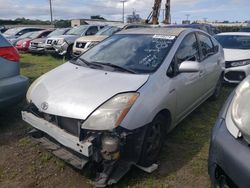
[{"x1": 126, "y1": 10, "x2": 142, "y2": 23}]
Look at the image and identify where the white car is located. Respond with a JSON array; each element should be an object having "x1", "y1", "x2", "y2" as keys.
[
  {"x1": 22, "y1": 28, "x2": 224, "y2": 187},
  {"x1": 215, "y1": 32, "x2": 250, "y2": 83}
]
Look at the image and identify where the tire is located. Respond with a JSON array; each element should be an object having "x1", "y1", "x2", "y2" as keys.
[
  {"x1": 65, "y1": 44, "x2": 73, "y2": 60},
  {"x1": 138, "y1": 114, "x2": 166, "y2": 167},
  {"x1": 210, "y1": 75, "x2": 223, "y2": 101}
]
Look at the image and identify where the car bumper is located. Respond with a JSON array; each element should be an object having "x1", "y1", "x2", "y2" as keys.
[
  {"x1": 29, "y1": 46, "x2": 45, "y2": 54},
  {"x1": 208, "y1": 91, "x2": 250, "y2": 188},
  {"x1": 0, "y1": 75, "x2": 29, "y2": 109},
  {"x1": 22, "y1": 111, "x2": 93, "y2": 157},
  {"x1": 224, "y1": 64, "x2": 250, "y2": 83}
]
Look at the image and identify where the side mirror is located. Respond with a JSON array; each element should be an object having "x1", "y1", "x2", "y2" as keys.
[{"x1": 179, "y1": 61, "x2": 200, "y2": 73}]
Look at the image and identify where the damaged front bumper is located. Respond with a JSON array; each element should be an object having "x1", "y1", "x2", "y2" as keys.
[
  {"x1": 53, "y1": 42, "x2": 69, "y2": 56},
  {"x1": 21, "y1": 104, "x2": 149, "y2": 187}
]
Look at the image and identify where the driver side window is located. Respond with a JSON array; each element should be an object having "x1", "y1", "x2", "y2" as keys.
[{"x1": 167, "y1": 33, "x2": 200, "y2": 77}]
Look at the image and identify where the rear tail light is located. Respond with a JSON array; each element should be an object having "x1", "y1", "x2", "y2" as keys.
[{"x1": 0, "y1": 46, "x2": 20, "y2": 62}]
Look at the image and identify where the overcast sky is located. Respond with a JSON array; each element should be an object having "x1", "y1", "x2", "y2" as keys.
[{"x1": 0, "y1": 0, "x2": 249, "y2": 23}]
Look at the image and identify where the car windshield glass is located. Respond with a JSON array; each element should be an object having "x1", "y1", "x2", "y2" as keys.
[
  {"x1": 215, "y1": 35, "x2": 250, "y2": 49},
  {"x1": 96, "y1": 27, "x2": 120, "y2": 36},
  {"x1": 18, "y1": 32, "x2": 33, "y2": 39},
  {"x1": 4, "y1": 28, "x2": 22, "y2": 35},
  {"x1": 48, "y1": 29, "x2": 67, "y2": 37},
  {"x1": 28, "y1": 31, "x2": 43, "y2": 39},
  {"x1": 67, "y1": 26, "x2": 88, "y2": 36},
  {"x1": 78, "y1": 34, "x2": 176, "y2": 74}
]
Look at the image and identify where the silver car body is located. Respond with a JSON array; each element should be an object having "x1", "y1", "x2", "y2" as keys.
[
  {"x1": 216, "y1": 32, "x2": 250, "y2": 83},
  {"x1": 45, "y1": 25, "x2": 103, "y2": 55},
  {"x1": 22, "y1": 28, "x2": 224, "y2": 186}
]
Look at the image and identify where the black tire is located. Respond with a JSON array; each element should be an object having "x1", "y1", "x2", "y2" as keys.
[
  {"x1": 65, "y1": 44, "x2": 73, "y2": 60},
  {"x1": 138, "y1": 114, "x2": 166, "y2": 167},
  {"x1": 210, "y1": 75, "x2": 223, "y2": 101}
]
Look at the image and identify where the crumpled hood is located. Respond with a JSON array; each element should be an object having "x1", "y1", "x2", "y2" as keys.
[
  {"x1": 32, "y1": 38, "x2": 46, "y2": 43},
  {"x1": 28, "y1": 62, "x2": 149, "y2": 120},
  {"x1": 48, "y1": 35, "x2": 78, "y2": 42},
  {"x1": 224, "y1": 48, "x2": 250, "y2": 61},
  {"x1": 76, "y1": 35, "x2": 108, "y2": 43}
]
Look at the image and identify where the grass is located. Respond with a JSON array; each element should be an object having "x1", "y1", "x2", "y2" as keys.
[{"x1": 0, "y1": 53, "x2": 235, "y2": 188}]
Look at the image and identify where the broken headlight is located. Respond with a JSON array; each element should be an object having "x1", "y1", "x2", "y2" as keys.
[
  {"x1": 231, "y1": 76, "x2": 250, "y2": 142},
  {"x1": 82, "y1": 92, "x2": 139, "y2": 131}
]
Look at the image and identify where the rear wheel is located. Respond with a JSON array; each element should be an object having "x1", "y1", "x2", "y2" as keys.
[{"x1": 138, "y1": 114, "x2": 166, "y2": 167}]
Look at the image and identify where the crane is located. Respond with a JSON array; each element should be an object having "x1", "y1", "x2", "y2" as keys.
[{"x1": 146, "y1": 0, "x2": 171, "y2": 25}]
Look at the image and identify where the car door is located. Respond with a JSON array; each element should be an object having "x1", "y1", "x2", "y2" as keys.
[
  {"x1": 167, "y1": 32, "x2": 206, "y2": 122},
  {"x1": 197, "y1": 32, "x2": 221, "y2": 95}
]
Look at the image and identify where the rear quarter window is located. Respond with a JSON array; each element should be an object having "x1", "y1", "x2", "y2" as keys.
[{"x1": 0, "y1": 34, "x2": 11, "y2": 47}]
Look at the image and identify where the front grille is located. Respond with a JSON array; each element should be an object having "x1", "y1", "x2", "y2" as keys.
[
  {"x1": 76, "y1": 42, "x2": 86, "y2": 49},
  {"x1": 31, "y1": 43, "x2": 38, "y2": 47},
  {"x1": 47, "y1": 40, "x2": 53, "y2": 44},
  {"x1": 225, "y1": 71, "x2": 246, "y2": 81},
  {"x1": 26, "y1": 104, "x2": 82, "y2": 137}
]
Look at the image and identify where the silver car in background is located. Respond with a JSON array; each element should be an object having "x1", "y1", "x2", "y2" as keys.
[
  {"x1": 0, "y1": 34, "x2": 29, "y2": 109},
  {"x1": 22, "y1": 28, "x2": 224, "y2": 187},
  {"x1": 45, "y1": 25, "x2": 103, "y2": 58}
]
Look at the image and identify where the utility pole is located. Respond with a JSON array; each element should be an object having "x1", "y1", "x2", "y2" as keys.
[
  {"x1": 120, "y1": 0, "x2": 127, "y2": 23},
  {"x1": 49, "y1": 0, "x2": 53, "y2": 25},
  {"x1": 164, "y1": 0, "x2": 171, "y2": 24}
]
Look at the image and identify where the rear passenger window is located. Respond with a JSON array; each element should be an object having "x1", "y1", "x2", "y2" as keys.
[
  {"x1": 86, "y1": 27, "x2": 98, "y2": 36},
  {"x1": 198, "y1": 33, "x2": 214, "y2": 59},
  {"x1": 175, "y1": 33, "x2": 200, "y2": 65}
]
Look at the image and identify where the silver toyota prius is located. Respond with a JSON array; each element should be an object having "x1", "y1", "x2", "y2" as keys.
[{"x1": 22, "y1": 28, "x2": 224, "y2": 187}]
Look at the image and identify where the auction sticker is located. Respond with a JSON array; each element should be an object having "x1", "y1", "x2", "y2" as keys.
[{"x1": 153, "y1": 35, "x2": 176, "y2": 40}]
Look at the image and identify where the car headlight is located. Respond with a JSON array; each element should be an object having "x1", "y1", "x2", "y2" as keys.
[
  {"x1": 22, "y1": 42, "x2": 27, "y2": 47},
  {"x1": 231, "y1": 76, "x2": 250, "y2": 140},
  {"x1": 82, "y1": 92, "x2": 139, "y2": 131},
  {"x1": 57, "y1": 39, "x2": 64, "y2": 45},
  {"x1": 231, "y1": 60, "x2": 250, "y2": 67}
]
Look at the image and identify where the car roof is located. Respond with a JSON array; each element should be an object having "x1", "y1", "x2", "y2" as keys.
[
  {"x1": 217, "y1": 32, "x2": 250, "y2": 36},
  {"x1": 117, "y1": 27, "x2": 189, "y2": 36}
]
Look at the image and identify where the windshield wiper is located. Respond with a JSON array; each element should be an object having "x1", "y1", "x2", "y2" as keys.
[{"x1": 94, "y1": 62, "x2": 136, "y2": 74}]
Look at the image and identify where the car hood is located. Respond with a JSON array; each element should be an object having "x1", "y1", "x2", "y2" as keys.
[
  {"x1": 32, "y1": 38, "x2": 46, "y2": 43},
  {"x1": 16, "y1": 38, "x2": 31, "y2": 45},
  {"x1": 28, "y1": 62, "x2": 149, "y2": 120},
  {"x1": 76, "y1": 35, "x2": 108, "y2": 43},
  {"x1": 48, "y1": 35, "x2": 78, "y2": 41},
  {"x1": 224, "y1": 48, "x2": 250, "y2": 61}
]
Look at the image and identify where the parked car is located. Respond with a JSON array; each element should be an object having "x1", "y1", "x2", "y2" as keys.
[
  {"x1": 16, "y1": 29, "x2": 54, "y2": 52},
  {"x1": 3, "y1": 27, "x2": 44, "y2": 45},
  {"x1": 73, "y1": 26, "x2": 121, "y2": 56},
  {"x1": 29, "y1": 28, "x2": 70, "y2": 54},
  {"x1": 9, "y1": 31, "x2": 36, "y2": 46},
  {"x1": 0, "y1": 34, "x2": 29, "y2": 109},
  {"x1": 22, "y1": 28, "x2": 224, "y2": 187},
  {"x1": 215, "y1": 32, "x2": 250, "y2": 83},
  {"x1": 167, "y1": 24, "x2": 220, "y2": 36},
  {"x1": 45, "y1": 25, "x2": 103, "y2": 58},
  {"x1": 240, "y1": 27, "x2": 250, "y2": 32},
  {"x1": 208, "y1": 75, "x2": 250, "y2": 188}
]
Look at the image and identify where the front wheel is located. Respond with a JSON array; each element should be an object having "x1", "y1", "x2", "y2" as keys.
[
  {"x1": 138, "y1": 114, "x2": 166, "y2": 167},
  {"x1": 65, "y1": 44, "x2": 73, "y2": 60}
]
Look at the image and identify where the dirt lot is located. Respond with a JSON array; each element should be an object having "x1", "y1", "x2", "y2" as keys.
[{"x1": 0, "y1": 54, "x2": 234, "y2": 188}]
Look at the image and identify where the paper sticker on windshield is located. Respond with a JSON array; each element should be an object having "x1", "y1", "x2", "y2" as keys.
[{"x1": 153, "y1": 35, "x2": 176, "y2": 40}]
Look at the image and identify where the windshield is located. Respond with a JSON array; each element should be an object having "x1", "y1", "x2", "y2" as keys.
[
  {"x1": 215, "y1": 35, "x2": 250, "y2": 49},
  {"x1": 28, "y1": 31, "x2": 43, "y2": 39},
  {"x1": 18, "y1": 32, "x2": 33, "y2": 39},
  {"x1": 4, "y1": 28, "x2": 23, "y2": 35},
  {"x1": 67, "y1": 26, "x2": 88, "y2": 36},
  {"x1": 79, "y1": 34, "x2": 176, "y2": 74},
  {"x1": 48, "y1": 28, "x2": 67, "y2": 37},
  {"x1": 96, "y1": 26, "x2": 120, "y2": 36}
]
